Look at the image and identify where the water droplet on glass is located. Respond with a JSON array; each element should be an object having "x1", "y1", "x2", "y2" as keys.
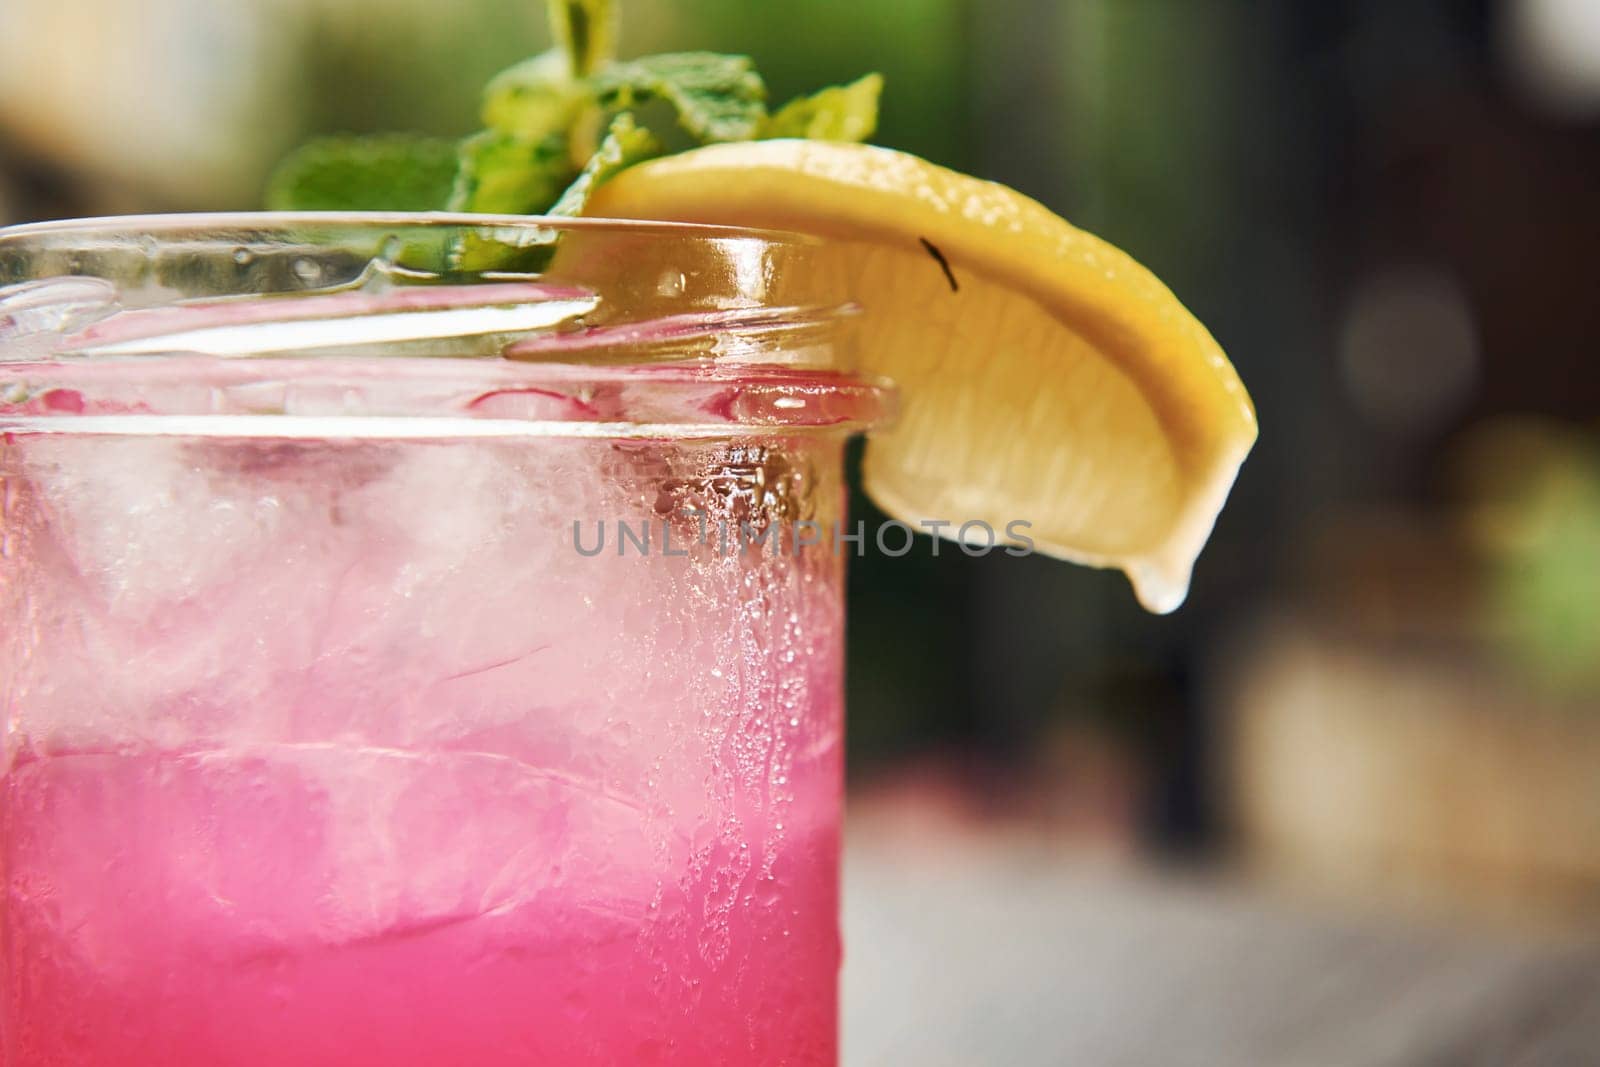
[
  {"x1": 291, "y1": 257, "x2": 324, "y2": 285},
  {"x1": 657, "y1": 270, "x2": 687, "y2": 297}
]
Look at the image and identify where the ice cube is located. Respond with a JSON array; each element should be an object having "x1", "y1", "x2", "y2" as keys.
[
  {"x1": 24, "y1": 436, "x2": 293, "y2": 617},
  {"x1": 8, "y1": 435, "x2": 368, "y2": 747},
  {"x1": 272, "y1": 441, "x2": 590, "y2": 741}
]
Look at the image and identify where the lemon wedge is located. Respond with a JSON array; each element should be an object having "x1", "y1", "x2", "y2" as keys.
[{"x1": 587, "y1": 139, "x2": 1256, "y2": 612}]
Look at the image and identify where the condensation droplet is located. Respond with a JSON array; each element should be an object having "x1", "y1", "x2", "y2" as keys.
[{"x1": 657, "y1": 270, "x2": 687, "y2": 297}]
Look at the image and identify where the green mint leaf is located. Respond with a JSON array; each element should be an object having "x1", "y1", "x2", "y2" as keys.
[
  {"x1": 548, "y1": 112, "x2": 662, "y2": 217},
  {"x1": 550, "y1": 0, "x2": 617, "y2": 79},
  {"x1": 482, "y1": 49, "x2": 588, "y2": 140},
  {"x1": 591, "y1": 53, "x2": 767, "y2": 144},
  {"x1": 264, "y1": 135, "x2": 459, "y2": 211},
  {"x1": 447, "y1": 130, "x2": 576, "y2": 214},
  {"x1": 450, "y1": 225, "x2": 562, "y2": 274},
  {"x1": 265, "y1": 0, "x2": 887, "y2": 240},
  {"x1": 762, "y1": 73, "x2": 883, "y2": 142}
]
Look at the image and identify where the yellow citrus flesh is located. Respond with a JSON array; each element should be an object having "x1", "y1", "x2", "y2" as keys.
[{"x1": 586, "y1": 140, "x2": 1256, "y2": 611}]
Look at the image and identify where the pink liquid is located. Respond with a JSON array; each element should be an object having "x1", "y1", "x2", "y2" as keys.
[
  {"x1": 3, "y1": 747, "x2": 839, "y2": 1065},
  {"x1": 0, "y1": 427, "x2": 848, "y2": 1066}
]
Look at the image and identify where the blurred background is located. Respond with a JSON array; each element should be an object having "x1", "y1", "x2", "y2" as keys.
[{"x1": 3, "y1": 0, "x2": 1599, "y2": 1061}]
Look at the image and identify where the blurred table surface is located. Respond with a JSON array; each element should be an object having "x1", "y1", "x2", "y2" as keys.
[{"x1": 841, "y1": 826, "x2": 1600, "y2": 1067}]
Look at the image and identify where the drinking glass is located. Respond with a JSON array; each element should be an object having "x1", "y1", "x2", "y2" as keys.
[{"x1": 0, "y1": 215, "x2": 889, "y2": 1065}]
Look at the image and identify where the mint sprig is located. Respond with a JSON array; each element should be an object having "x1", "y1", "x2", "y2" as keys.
[
  {"x1": 591, "y1": 52, "x2": 767, "y2": 144},
  {"x1": 481, "y1": 50, "x2": 587, "y2": 142},
  {"x1": 265, "y1": 0, "x2": 881, "y2": 219},
  {"x1": 448, "y1": 131, "x2": 571, "y2": 214},
  {"x1": 548, "y1": 0, "x2": 617, "y2": 79},
  {"x1": 761, "y1": 73, "x2": 883, "y2": 142},
  {"x1": 548, "y1": 113, "x2": 661, "y2": 217}
]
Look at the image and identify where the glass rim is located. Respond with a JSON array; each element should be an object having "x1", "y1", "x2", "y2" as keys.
[
  {"x1": 0, "y1": 210, "x2": 819, "y2": 247},
  {"x1": 0, "y1": 212, "x2": 893, "y2": 437}
]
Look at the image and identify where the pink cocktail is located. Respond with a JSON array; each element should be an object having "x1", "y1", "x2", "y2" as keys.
[{"x1": 0, "y1": 216, "x2": 887, "y2": 1065}]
